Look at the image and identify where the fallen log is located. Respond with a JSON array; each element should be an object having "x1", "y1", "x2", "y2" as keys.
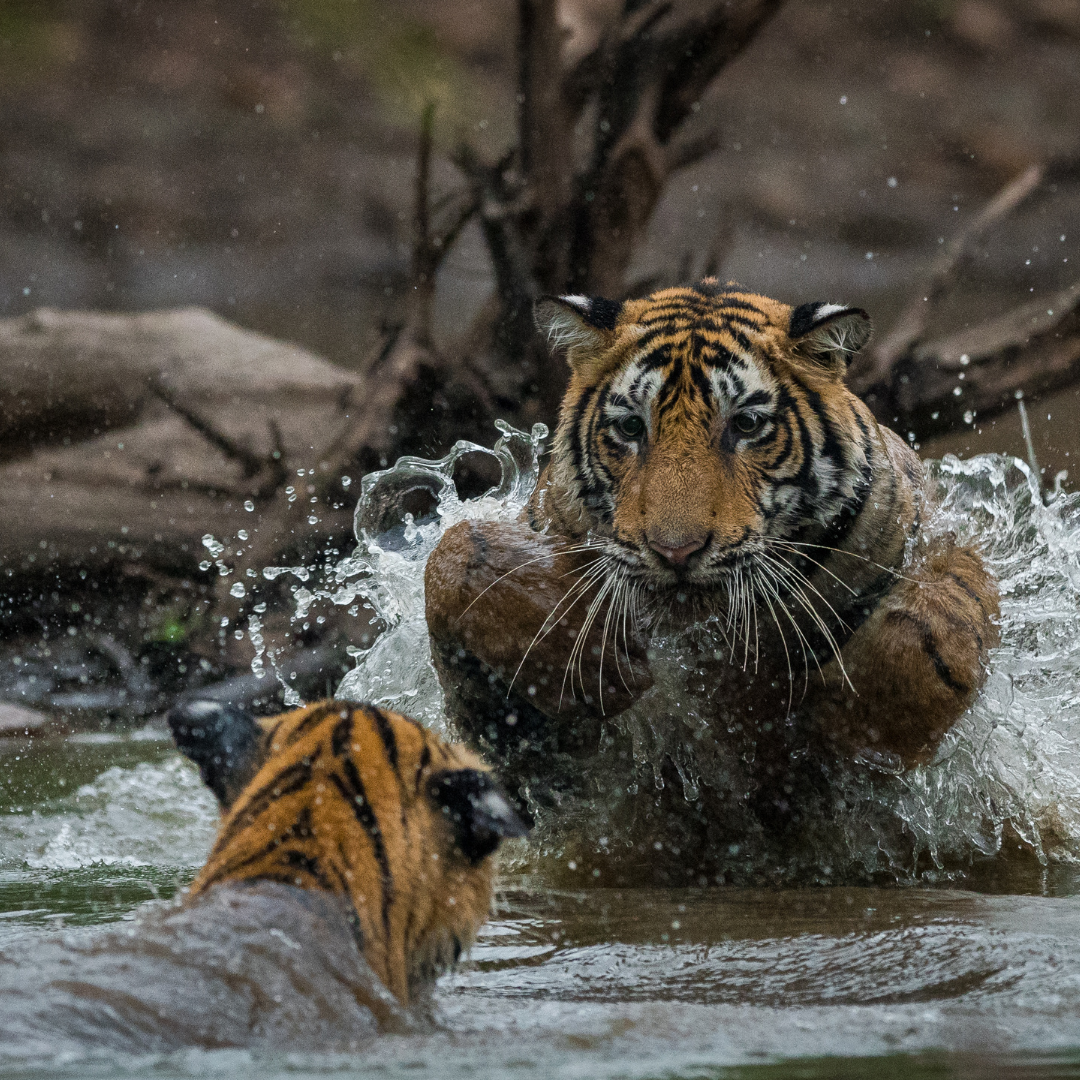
[
  {"x1": 0, "y1": 307, "x2": 361, "y2": 578},
  {"x1": 849, "y1": 163, "x2": 1080, "y2": 437},
  {"x1": 856, "y1": 280, "x2": 1080, "y2": 439}
]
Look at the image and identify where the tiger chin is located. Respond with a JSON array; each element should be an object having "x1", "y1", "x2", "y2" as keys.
[
  {"x1": 425, "y1": 279, "x2": 1000, "y2": 847},
  {"x1": 168, "y1": 698, "x2": 527, "y2": 1015}
]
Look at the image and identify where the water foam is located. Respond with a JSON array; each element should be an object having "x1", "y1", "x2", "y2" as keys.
[
  {"x1": 19, "y1": 757, "x2": 218, "y2": 871},
  {"x1": 332, "y1": 421, "x2": 548, "y2": 728}
]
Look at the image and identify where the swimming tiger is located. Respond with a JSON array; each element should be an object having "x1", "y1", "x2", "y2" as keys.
[
  {"x1": 424, "y1": 280, "x2": 999, "y2": 840},
  {"x1": 168, "y1": 698, "x2": 527, "y2": 1008}
]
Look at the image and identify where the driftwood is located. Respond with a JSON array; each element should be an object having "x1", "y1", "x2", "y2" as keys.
[
  {"x1": 0, "y1": 307, "x2": 358, "y2": 577},
  {"x1": 859, "y1": 279, "x2": 1080, "y2": 438},
  {"x1": 850, "y1": 162, "x2": 1080, "y2": 436}
]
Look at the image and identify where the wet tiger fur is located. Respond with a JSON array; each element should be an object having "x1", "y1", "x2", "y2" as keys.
[
  {"x1": 425, "y1": 280, "x2": 999, "y2": 835},
  {"x1": 169, "y1": 699, "x2": 527, "y2": 1007}
]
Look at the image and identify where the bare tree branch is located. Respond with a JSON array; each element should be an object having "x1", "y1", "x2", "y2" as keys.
[
  {"x1": 652, "y1": 0, "x2": 785, "y2": 143},
  {"x1": 562, "y1": 1, "x2": 673, "y2": 119},
  {"x1": 856, "y1": 163, "x2": 1045, "y2": 390},
  {"x1": 518, "y1": 0, "x2": 573, "y2": 242},
  {"x1": 411, "y1": 101, "x2": 438, "y2": 347},
  {"x1": 666, "y1": 128, "x2": 723, "y2": 172},
  {"x1": 408, "y1": 104, "x2": 481, "y2": 346},
  {"x1": 567, "y1": 0, "x2": 784, "y2": 295},
  {"x1": 869, "y1": 280, "x2": 1080, "y2": 438},
  {"x1": 150, "y1": 381, "x2": 266, "y2": 479}
]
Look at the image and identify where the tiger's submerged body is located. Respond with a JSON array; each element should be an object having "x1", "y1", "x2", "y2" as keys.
[{"x1": 425, "y1": 281, "x2": 999, "y2": 877}]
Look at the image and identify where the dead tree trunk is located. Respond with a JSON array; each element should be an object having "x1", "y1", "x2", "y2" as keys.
[
  {"x1": 467, "y1": 0, "x2": 785, "y2": 418},
  {"x1": 364, "y1": 0, "x2": 786, "y2": 454},
  {"x1": 368, "y1": 4, "x2": 1080, "y2": 463}
]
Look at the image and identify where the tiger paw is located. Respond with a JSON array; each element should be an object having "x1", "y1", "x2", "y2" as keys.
[{"x1": 424, "y1": 520, "x2": 653, "y2": 779}]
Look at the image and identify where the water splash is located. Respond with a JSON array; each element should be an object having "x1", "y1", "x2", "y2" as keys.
[
  {"x1": 332, "y1": 421, "x2": 548, "y2": 728},
  {"x1": 329, "y1": 427, "x2": 1080, "y2": 882},
  {"x1": 14, "y1": 757, "x2": 218, "y2": 871}
]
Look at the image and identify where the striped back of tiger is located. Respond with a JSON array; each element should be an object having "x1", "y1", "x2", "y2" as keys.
[{"x1": 187, "y1": 700, "x2": 526, "y2": 1004}]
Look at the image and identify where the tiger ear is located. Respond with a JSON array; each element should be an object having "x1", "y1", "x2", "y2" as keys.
[
  {"x1": 167, "y1": 699, "x2": 267, "y2": 811},
  {"x1": 428, "y1": 769, "x2": 530, "y2": 863},
  {"x1": 789, "y1": 302, "x2": 872, "y2": 372},
  {"x1": 534, "y1": 294, "x2": 623, "y2": 369}
]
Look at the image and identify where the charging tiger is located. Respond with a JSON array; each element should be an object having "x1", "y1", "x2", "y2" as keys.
[
  {"x1": 425, "y1": 280, "x2": 999, "y2": 840},
  {"x1": 168, "y1": 699, "x2": 527, "y2": 1009}
]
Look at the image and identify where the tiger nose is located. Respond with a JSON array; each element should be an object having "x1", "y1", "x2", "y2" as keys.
[{"x1": 647, "y1": 535, "x2": 708, "y2": 567}]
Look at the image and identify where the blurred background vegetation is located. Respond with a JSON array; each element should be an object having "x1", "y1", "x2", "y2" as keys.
[
  {"x1": 1, "y1": 0, "x2": 1079, "y2": 726},
  {"x1": 2, "y1": 0, "x2": 1079, "y2": 469}
]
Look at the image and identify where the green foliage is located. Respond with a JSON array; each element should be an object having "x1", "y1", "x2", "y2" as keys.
[
  {"x1": 282, "y1": 0, "x2": 473, "y2": 131},
  {"x1": 148, "y1": 602, "x2": 203, "y2": 645},
  {"x1": 0, "y1": 1, "x2": 70, "y2": 85}
]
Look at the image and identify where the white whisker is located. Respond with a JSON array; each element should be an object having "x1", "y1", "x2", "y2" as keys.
[
  {"x1": 508, "y1": 555, "x2": 613, "y2": 694},
  {"x1": 765, "y1": 539, "x2": 859, "y2": 597},
  {"x1": 759, "y1": 551, "x2": 853, "y2": 691},
  {"x1": 562, "y1": 567, "x2": 620, "y2": 712},
  {"x1": 754, "y1": 573, "x2": 795, "y2": 715},
  {"x1": 755, "y1": 565, "x2": 815, "y2": 703},
  {"x1": 457, "y1": 543, "x2": 605, "y2": 620},
  {"x1": 772, "y1": 539, "x2": 914, "y2": 584}
]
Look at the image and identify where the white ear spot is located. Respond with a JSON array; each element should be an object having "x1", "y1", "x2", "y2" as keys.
[{"x1": 561, "y1": 295, "x2": 590, "y2": 310}]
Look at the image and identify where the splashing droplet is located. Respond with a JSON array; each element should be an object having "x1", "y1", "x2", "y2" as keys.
[{"x1": 201, "y1": 534, "x2": 225, "y2": 559}]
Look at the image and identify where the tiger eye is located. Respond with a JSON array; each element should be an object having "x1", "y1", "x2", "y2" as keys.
[
  {"x1": 615, "y1": 415, "x2": 645, "y2": 440},
  {"x1": 733, "y1": 413, "x2": 763, "y2": 435}
]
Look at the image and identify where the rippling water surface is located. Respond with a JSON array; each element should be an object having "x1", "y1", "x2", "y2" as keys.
[{"x1": 4, "y1": 430, "x2": 1080, "y2": 1077}]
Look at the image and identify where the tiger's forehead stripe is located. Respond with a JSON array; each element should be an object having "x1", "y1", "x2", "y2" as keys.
[
  {"x1": 630, "y1": 328, "x2": 752, "y2": 373},
  {"x1": 627, "y1": 289, "x2": 766, "y2": 318},
  {"x1": 626, "y1": 287, "x2": 769, "y2": 324},
  {"x1": 610, "y1": 318, "x2": 775, "y2": 424}
]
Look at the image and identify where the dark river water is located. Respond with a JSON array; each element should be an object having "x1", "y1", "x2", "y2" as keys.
[{"x1": 3, "y1": 730, "x2": 1080, "y2": 1079}]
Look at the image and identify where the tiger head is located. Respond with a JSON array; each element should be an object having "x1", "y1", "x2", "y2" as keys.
[
  {"x1": 185, "y1": 701, "x2": 528, "y2": 1006},
  {"x1": 533, "y1": 280, "x2": 877, "y2": 592}
]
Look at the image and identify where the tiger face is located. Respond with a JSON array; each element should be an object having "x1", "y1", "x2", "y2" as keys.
[
  {"x1": 533, "y1": 281, "x2": 878, "y2": 592},
  {"x1": 179, "y1": 700, "x2": 527, "y2": 1006}
]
